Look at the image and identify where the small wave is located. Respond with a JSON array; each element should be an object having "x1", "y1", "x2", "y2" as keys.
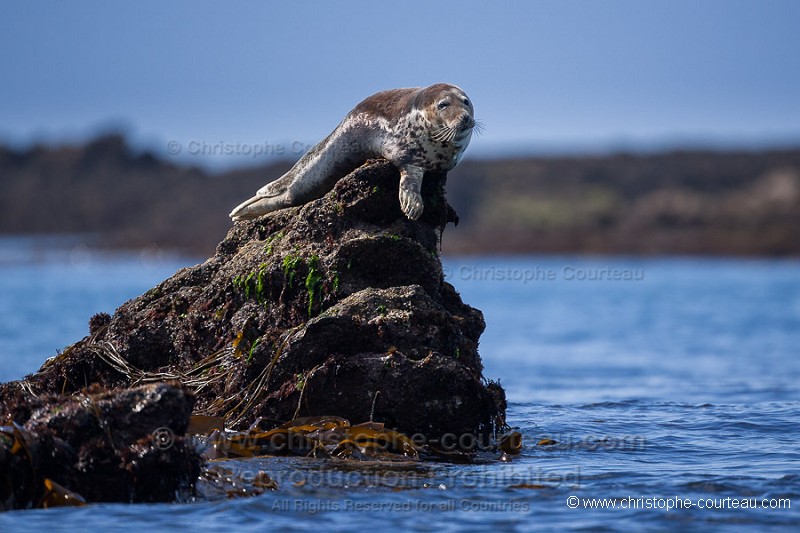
[{"x1": 577, "y1": 399, "x2": 644, "y2": 409}]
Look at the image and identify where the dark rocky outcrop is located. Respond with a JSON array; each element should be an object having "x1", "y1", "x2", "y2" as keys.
[
  {"x1": 0, "y1": 382, "x2": 200, "y2": 510},
  {"x1": 1, "y1": 160, "x2": 506, "y2": 461}
]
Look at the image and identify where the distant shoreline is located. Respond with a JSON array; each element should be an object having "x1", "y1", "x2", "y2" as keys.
[{"x1": 2, "y1": 134, "x2": 799, "y2": 257}]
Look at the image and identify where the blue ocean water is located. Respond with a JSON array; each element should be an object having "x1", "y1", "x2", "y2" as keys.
[{"x1": 0, "y1": 237, "x2": 798, "y2": 531}]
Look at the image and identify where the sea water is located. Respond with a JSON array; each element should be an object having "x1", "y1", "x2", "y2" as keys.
[{"x1": 0, "y1": 237, "x2": 798, "y2": 531}]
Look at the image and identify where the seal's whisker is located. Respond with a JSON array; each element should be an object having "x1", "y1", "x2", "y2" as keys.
[{"x1": 431, "y1": 127, "x2": 452, "y2": 142}]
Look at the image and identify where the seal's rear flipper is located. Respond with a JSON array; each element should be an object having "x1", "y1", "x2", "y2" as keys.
[{"x1": 229, "y1": 195, "x2": 288, "y2": 221}]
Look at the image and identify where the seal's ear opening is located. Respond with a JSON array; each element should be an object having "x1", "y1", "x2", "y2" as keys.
[
  {"x1": 413, "y1": 83, "x2": 449, "y2": 113},
  {"x1": 411, "y1": 87, "x2": 428, "y2": 113}
]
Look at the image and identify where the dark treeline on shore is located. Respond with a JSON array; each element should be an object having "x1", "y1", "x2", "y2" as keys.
[{"x1": 1, "y1": 134, "x2": 799, "y2": 257}]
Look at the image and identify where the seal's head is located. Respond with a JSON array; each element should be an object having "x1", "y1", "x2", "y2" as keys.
[{"x1": 417, "y1": 83, "x2": 475, "y2": 146}]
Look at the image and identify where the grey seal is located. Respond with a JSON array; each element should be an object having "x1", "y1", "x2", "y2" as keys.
[{"x1": 229, "y1": 83, "x2": 475, "y2": 221}]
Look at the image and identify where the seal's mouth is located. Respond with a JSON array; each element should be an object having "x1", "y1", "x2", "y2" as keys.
[
  {"x1": 430, "y1": 116, "x2": 476, "y2": 143},
  {"x1": 458, "y1": 116, "x2": 476, "y2": 132}
]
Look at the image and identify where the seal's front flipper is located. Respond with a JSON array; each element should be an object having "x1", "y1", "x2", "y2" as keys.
[{"x1": 398, "y1": 165, "x2": 425, "y2": 220}]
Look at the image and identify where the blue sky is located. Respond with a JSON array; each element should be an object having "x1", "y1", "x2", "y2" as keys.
[{"x1": 2, "y1": 0, "x2": 799, "y2": 169}]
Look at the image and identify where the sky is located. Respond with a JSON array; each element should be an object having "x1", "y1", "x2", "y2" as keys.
[{"x1": 2, "y1": 0, "x2": 799, "y2": 169}]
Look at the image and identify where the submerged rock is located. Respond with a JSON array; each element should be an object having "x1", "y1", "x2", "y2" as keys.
[{"x1": 1, "y1": 159, "x2": 506, "y2": 469}]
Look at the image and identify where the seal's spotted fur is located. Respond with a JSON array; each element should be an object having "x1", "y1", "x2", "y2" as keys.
[{"x1": 230, "y1": 83, "x2": 474, "y2": 221}]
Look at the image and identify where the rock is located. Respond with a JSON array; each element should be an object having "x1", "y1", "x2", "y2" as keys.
[
  {"x1": 0, "y1": 382, "x2": 200, "y2": 510},
  {"x1": 0, "y1": 159, "x2": 506, "y2": 445}
]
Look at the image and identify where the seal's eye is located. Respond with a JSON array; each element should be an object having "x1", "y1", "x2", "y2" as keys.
[
  {"x1": 437, "y1": 101, "x2": 450, "y2": 110},
  {"x1": 463, "y1": 98, "x2": 471, "y2": 107}
]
